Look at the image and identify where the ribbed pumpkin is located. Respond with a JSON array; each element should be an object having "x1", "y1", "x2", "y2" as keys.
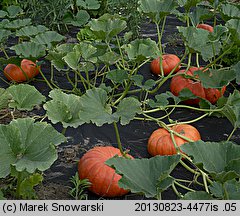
[
  {"x1": 148, "y1": 124, "x2": 201, "y2": 156},
  {"x1": 150, "y1": 54, "x2": 181, "y2": 76},
  {"x1": 4, "y1": 59, "x2": 40, "y2": 82},
  {"x1": 170, "y1": 67, "x2": 226, "y2": 105},
  {"x1": 78, "y1": 146, "x2": 132, "y2": 197}
]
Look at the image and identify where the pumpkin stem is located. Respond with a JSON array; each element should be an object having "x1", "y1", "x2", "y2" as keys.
[{"x1": 113, "y1": 121, "x2": 126, "y2": 157}]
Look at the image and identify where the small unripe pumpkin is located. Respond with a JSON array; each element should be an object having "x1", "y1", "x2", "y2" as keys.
[
  {"x1": 78, "y1": 146, "x2": 133, "y2": 197},
  {"x1": 150, "y1": 54, "x2": 181, "y2": 76},
  {"x1": 148, "y1": 124, "x2": 201, "y2": 156}
]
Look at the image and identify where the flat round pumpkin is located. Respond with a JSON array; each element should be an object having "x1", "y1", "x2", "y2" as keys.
[
  {"x1": 78, "y1": 146, "x2": 132, "y2": 197},
  {"x1": 148, "y1": 124, "x2": 201, "y2": 156}
]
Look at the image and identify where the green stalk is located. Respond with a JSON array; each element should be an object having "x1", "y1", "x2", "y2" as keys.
[
  {"x1": 113, "y1": 122, "x2": 125, "y2": 156},
  {"x1": 16, "y1": 172, "x2": 22, "y2": 199},
  {"x1": 1, "y1": 47, "x2": 9, "y2": 59},
  {"x1": 196, "y1": 53, "x2": 200, "y2": 68},
  {"x1": 227, "y1": 127, "x2": 237, "y2": 141},
  {"x1": 203, "y1": 44, "x2": 234, "y2": 70},
  {"x1": 174, "y1": 180, "x2": 196, "y2": 192},
  {"x1": 200, "y1": 170, "x2": 209, "y2": 193},
  {"x1": 172, "y1": 183, "x2": 183, "y2": 198},
  {"x1": 38, "y1": 68, "x2": 53, "y2": 90}
]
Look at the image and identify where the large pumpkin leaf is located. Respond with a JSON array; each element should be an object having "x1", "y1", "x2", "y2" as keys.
[
  {"x1": 124, "y1": 38, "x2": 159, "y2": 61},
  {"x1": 226, "y1": 19, "x2": 240, "y2": 44},
  {"x1": 63, "y1": 50, "x2": 81, "y2": 70},
  {"x1": 74, "y1": 42, "x2": 97, "y2": 63},
  {"x1": 0, "y1": 29, "x2": 12, "y2": 43},
  {"x1": 114, "y1": 97, "x2": 141, "y2": 125},
  {"x1": 69, "y1": 10, "x2": 90, "y2": 27},
  {"x1": 16, "y1": 25, "x2": 48, "y2": 37},
  {"x1": 5, "y1": 18, "x2": 32, "y2": 30},
  {"x1": 178, "y1": 26, "x2": 222, "y2": 61},
  {"x1": 11, "y1": 42, "x2": 46, "y2": 58},
  {"x1": 181, "y1": 191, "x2": 214, "y2": 200},
  {"x1": 6, "y1": 5, "x2": 23, "y2": 18},
  {"x1": 78, "y1": 88, "x2": 116, "y2": 126},
  {"x1": 6, "y1": 84, "x2": 46, "y2": 111},
  {"x1": 221, "y1": 3, "x2": 240, "y2": 19},
  {"x1": 131, "y1": 74, "x2": 156, "y2": 90},
  {"x1": 194, "y1": 68, "x2": 236, "y2": 88},
  {"x1": 0, "y1": 10, "x2": 8, "y2": 18},
  {"x1": 0, "y1": 118, "x2": 66, "y2": 178},
  {"x1": 138, "y1": 0, "x2": 177, "y2": 23},
  {"x1": 106, "y1": 155, "x2": 181, "y2": 198},
  {"x1": 232, "y1": 61, "x2": 240, "y2": 84},
  {"x1": 43, "y1": 89, "x2": 84, "y2": 128},
  {"x1": 106, "y1": 69, "x2": 128, "y2": 84},
  {"x1": 180, "y1": 141, "x2": 240, "y2": 182},
  {"x1": 189, "y1": 7, "x2": 212, "y2": 26},
  {"x1": 0, "y1": 88, "x2": 11, "y2": 110},
  {"x1": 31, "y1": 31, "x2": 65, "y2": 49},
  {"x1": 76, "y1": 0, "x2": 100, "y2": 10},
  {"x1": 210, "y1": 179, "x2": 240, "y2": 200},
  {"x1": 88, "y1": 13, "x2": 127, "y2": 41},
  {"x1": 217, "y1": 90, "x2": 240, "y2": 128}
]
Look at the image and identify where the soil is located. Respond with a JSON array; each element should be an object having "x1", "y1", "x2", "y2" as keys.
[{"x1": 0, "y1": 15, "x2": 239, "y2": 200}]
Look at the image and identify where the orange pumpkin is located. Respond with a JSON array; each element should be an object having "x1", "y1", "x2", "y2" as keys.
[
  {"x1": 196, "y1": 24, "x2": 214, "y2": 32},
  {"x1": 4, "y1": 59, "x2": 40, "y2": 82},
  {"x1": 150, "y1": 54, "x2": 181, "y2": 76},
  {"x1": 148, "y1": 124, "x2": 201, "y2": 156},
  {"x1": 170, "y1": 67, "x2": 226, "y2": 105},
  {"x1": 78, "y1": 146, "x2": 133, "y2": 197}
]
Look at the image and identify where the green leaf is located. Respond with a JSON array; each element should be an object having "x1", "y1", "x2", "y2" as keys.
[
  {"x1": 124, "y1": 38, "x2": 159, "y2": 61},
  {"x1": 178, "y1": 26, "x2": 221, "y2": 61},
  {"x1": 194, "y1": 68, "x2": 236, "y2": 88},
  {"x1": 11, "y1": 42, "x2": 46, "y2": 58},
  {"x1": 226, "y1": 19, "x2": 240, "y2": 44},
  {"x1": 210, "y1": 180, "x2": 240, "y2": 200},
  {"x1": 106, "y1": 155, "x2": 181, "y2": 198},
  {"x1": 19, "y1": 173, "x2": 43, "y2": 199},
  {"x1": 88, "y1": 13, "x2": 127, "y2": 41},
  {"x1": 232, "y1": 61, "x2": 240, "y2": 83},
  {"x1": 98, "y1": 51, "x2": 120, "y2": 65},
  {"x1": 76, "y1": 0, "x2": 100, "y2": 10},
  {"x1": 177, "y1": 0, "x2": 202, "y2": 12},
  {"x1": 106, "y1": 69, "x2": 128, "y2": 84},
  {"x1": 0, "y1": 118, "x2": 66, "y2": 178},
  {"x1": 63, "y1": 50, "x2": 80, "y2": 70},
  {"x1": 0, "y1": 10, "x2": 8, "y2": 18},
  {"x1": 44, "y1": 89, "x2": 84, "y2": 128},
  {"x1": 0, "y1": 190, "x2": 6, "y2": 200},
  {"x1": 31, "y1": 31, "x2": 65, "y2": 49},
  {"x1": 78, "y1": 88, "x2": 116, "y2": 126},
  {"x1": 0, "y1": 88, "x2": 11, "y2": 110},
  {"x1": 0, "y1": 29, "x2": 11, "y2": 43},
  {"x1": 148, "y1": 92, "x2": 180, "y2": 108},
  {"x1": 182, "y1": 191, "x2": 214, "y2": 200},
  {"x1": 114, "y1": 97, "x2": 141, "y2": 125},
  {"x1": 180, "y1": 140, "x2": 240, "y2": 182},
  {"x1": 138, "y1": 0, "x2": 178, "y2": 23},
  {"x1": 209, "y1": 25, "x2": 229, "y2": 42},
  {"x1": 5, "y1": 18, "x2": 32, "y2": 29},
  {"x1": 6, "y1": 84, "x2": 46, "y2": 111},
  {"x1": 221, "y1": 3, "x2": 240, "y2": 19},
  {"x1": 131, "y1": 75, "x2": 156, "y2": 90},
  {"x1": 190, "y1": 7, "x2": 212, "y2": 26},
  {"x1": 74, "y1": 42, "x2": 97, "y2": 63},
  {"x1": 16, "y1": 25, "x2": 48, "y2": 37},
  {"x1": 217, "y1": 90, "x2": 240, "y2": 128},
  {"x1": 69, "y1": 10, "x2": 90, "y2": 27},
  {"x1": 178, "y1": 88, "x2": 198, "y2": 100},
  {"x1": 6, "y1": 5, "x2": 23, "y2": 18}
]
